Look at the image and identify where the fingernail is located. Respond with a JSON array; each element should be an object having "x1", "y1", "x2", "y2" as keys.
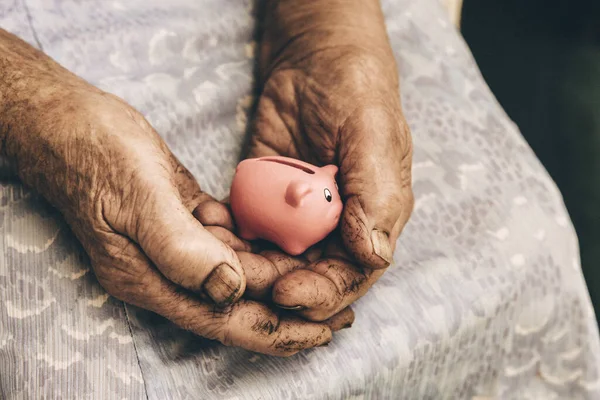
[
  {"x1": 277, "y1": 304, "x2": 306, "y2": 311},
  {"x1": 203, "y1": 264, "x2": 242, "y2": 306},
  {"x1": 371, "y1": 229, "x2": 392, "y2": 266}
]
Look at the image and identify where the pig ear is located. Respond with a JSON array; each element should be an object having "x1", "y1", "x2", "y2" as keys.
[
  {"x1": 321, "y1": 165, "x2": 338, "y2": 177},
  {"x1": 285, "y1": 180, "x2": 313, "y2": 208}
]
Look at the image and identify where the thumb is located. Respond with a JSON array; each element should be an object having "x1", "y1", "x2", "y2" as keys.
[
  {"x1": 125, "y1": 178, "x2": 246, "y2": 306},
  {"x1": 338, "y1": 104, "x2": 413, "y2": 269}
]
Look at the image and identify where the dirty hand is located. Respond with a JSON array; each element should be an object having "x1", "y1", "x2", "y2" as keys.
[
  {"x1": 244, "y1": 0, "x2": 414, "y2": 321},
  {"x1": 0, "y1": 29, "x2": 353, "y2": 356}
]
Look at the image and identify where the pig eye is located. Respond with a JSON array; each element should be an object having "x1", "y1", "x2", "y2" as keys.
[{"x1": 324, "y1": 188, "x2": 332, "y2": 202}]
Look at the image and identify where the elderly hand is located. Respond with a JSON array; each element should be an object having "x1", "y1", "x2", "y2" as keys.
[
  {"x1": 0, "y1": 29, "x2": 353, "y2": 356},
  {"x1": 244, "y1": 0, "x2": 414, "y2": 321}
]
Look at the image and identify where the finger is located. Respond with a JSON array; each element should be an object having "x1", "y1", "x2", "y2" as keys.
[
  {"x1": 91, "y1": 234, "x2": 331, "y2": 356},
  {"x1": 273, "y1": 269, "x2": 340, "y2": 316},
  {"x1": 120, "y1": 172, "x2": 245, "y2": 306},
  {"x1": 272, "y1": 257, "x2": 385, "y2": 321},
  {"x1": 221, "y1": 300, "x2": 332, "y2": 356},
  {"x1": 325, "y1": 307, "x2": 355, "y2": 331},
  {"x1": 304, "y1": 242, "x2": 325, "y2": 263},
  {"x1": 163, "y1": 156, "x2": 245, "y2": 304},
  {"x1": 193, "y1": 200, "x2": 235, "y2": 231},
  {"x1": 338, "y1": 104, "x2": 413, "y2": 269},
  {"x1": 323, "y1": 232, "x2": 354, "y2": 263},
  {"x1": 169, "y1": 156, "x2": 237, "y2": 233},
  {"x1": 205, "y1": 226, "x2": 252, "y2": 252},
  {"x1": 170, "y1": 156, "x2": 212, "y2": 212},
  {"x1": 238, "y1": 250, "x2": 307, "y2": 299}
]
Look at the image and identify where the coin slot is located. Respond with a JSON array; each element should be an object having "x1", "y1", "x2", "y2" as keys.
[{"x1": 259, "y1": 158, "x2": 315, "y2": 174}]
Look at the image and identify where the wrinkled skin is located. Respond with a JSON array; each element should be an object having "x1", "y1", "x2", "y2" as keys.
[
  {"x1": 0, "y1": 0, "x2": 413, "y2": 356},
  {"x1": 242, "y1": 0, "x2": 414, "y2": 321},
  {"x1": 0, "y1": 29, "x2": 353, "y2": 356}
]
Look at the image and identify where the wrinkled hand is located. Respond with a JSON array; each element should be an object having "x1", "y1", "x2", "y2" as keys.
[
  {"x1": 1, "y1": 31, "x2": 352, "y2": 355},
  {"x1": 244, "y1": 0, "x2": 414, "y2": 321}
]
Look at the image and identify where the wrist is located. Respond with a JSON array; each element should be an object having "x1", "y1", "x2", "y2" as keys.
[
  {"x1": 259, "y1": 0, "x2": 396, "y2": 79},
  {"x1": 1, "y1": 77, "x2": 78, "y2": 168},
  {"x1": 0, "y1": 30, "x2": 97, "y2": 170}
]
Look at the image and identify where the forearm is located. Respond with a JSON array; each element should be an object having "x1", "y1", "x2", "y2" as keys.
[
  {"x1": 0, "y1": 29, "x2": 92, "y2": 159},
  {"x1": 259, "y1": 0, "x2": 397, "y2": 79},
  {"x1": 0, "y1": 28, "x2": 107, "y2": 212}
]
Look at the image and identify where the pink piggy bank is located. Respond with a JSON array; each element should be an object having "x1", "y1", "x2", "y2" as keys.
[{"x1": 230, "y1": 156, "x2": 343, "y2": 255}]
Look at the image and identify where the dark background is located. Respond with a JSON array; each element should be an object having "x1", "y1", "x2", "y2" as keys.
[{"x1": 461, "y1": 0, "x2": 600, "y2": 321}]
